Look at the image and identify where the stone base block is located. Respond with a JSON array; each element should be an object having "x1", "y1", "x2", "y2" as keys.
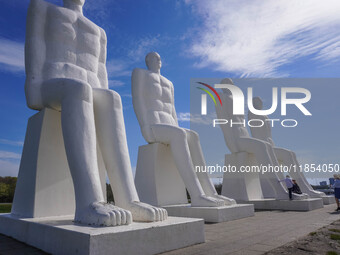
[
  {"x1": 322, "y1": 196, "x2": 336, "y2": 205},
  {"x1": 239, "y1": 198, "x2": 324, "y2": 211},
  {"x1": 0, "y1": 214, "x2": 204, "y2": 255},
  {"x1": 163, "y1": 204, "x2": 255, "y2": 223}
]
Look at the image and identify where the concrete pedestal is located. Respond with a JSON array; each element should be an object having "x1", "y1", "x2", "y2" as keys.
[
  {"x1": 239, "y1": 198, "x2": 324, "y2": 211},
  {"x1": 135, "y1": 143, "x2": 255, "y2": 222},
  {"x1": 135, "y1": 143, "x2": 188, "y2": 206},
  {"x1": 322, "y1": 196, "x2": 336, "y2": 205},
  {"x1": 163, "y1": 204, "x2": 254, "y2": 223},
  {"x1": 0, "y1": 214, "x2": 205, "y2": 255}
]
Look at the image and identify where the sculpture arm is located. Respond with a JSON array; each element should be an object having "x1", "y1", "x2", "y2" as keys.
[
  {"x1": 97, "y1": 28, "x2": 109, "y2": 89},
  {"x1": 25, "y1": 0, "x2": 48, "y2": 109},
  {"x1": 170, "y1": 82, "x2": 179, "y2": 126},
  {"x1": 131, "y1": 68, "x2": 149, "y2": 134}
]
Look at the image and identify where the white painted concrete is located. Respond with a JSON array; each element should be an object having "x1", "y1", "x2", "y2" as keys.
[
  {"x1": 239, "y1": 198, "x2": 324, "y2": 211},
  {"x1": 0, "y1": 214, "x2": 205, "y2": 255},
  {"x1": 132, "y1": 52, "x2": 235, "y2": 207},
  {"x1": 163, "y1": 204, "x2": 254, "y2": 223}
]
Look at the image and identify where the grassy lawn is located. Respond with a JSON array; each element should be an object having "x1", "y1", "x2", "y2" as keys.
[{"x1": 0, "y1": 203, "x2": 12, "y2": 213}]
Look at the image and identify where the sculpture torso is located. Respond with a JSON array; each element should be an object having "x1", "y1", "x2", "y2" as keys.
[
  {"x1": 248, "y1": 111, "x2": 274, "y2": 145},
  {"x1": 43, "y1": 4, "x2": 107, "y2": 89},
  {"x1": 216, "y1": 93, "x2": 250, "y2": 153},
  {"x1": 132, "y1": 68, "x2": 177, "y2": 141}
]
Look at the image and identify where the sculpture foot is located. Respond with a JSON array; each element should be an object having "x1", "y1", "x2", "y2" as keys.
[
  {"x1": 292, "y1": 193, "x2": 309, "y2": 200},
  {"x1": 211, "y1": 194, "x2": 237, "y2": 206},
  {"x1": 123, "y1": 201, "x2": 168, "y2": 222},
  {"x1": 191, "y1": 195, "x2": 224, "y2": 207},
  {"x1": 75, "y1": 202, "x2": 132, "y2": 226}
]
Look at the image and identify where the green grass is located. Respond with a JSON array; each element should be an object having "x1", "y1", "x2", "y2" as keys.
[
  {"x1": 330, "y1": 233, "x2": 340, "y2": 241},
  {"x1": 0, "y1": 203, "x2": 11, "y2": 213},
  {"x1": 309, "y1": 232, "x2": 317, "y2": 236},
  {"x1": 326, "y1": 251, "x2": 338, "y2": 255},
  {"x1": 329, "y1": 228, "x2": 340, "y2": 233}
]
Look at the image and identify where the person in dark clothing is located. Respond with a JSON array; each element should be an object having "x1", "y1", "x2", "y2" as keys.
[{"x1": 292, "y1": 179, "x2": 302, "y2": 195}]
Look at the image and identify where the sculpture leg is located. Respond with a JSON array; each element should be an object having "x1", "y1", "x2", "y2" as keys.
[
  {"x1": 274, "y1": 148, "x2": 322, "y2": 197},
  {"x1": 41, "y1": 79, "x2": 131, "y2": 226},
  {"x1": 151, "y1": 124, "x2": 224, "y2": 207},
  {"x1": 185, "y1": 129, "x2": 236, "y2": 205},
  {"x1": 92, "y1": 88, "x2": 167, "y2": 221},
  {"x1": 236, "y1": 137, "x2": 290, "y2": 200}
]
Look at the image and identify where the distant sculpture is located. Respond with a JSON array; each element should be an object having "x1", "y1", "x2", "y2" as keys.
[
  {"x1": 215, "y1": 78, "x2": 306, "y2": 200},
  {"x1": 132, "y1": 52, "x2": 235, "y2": 207},
  {"x1": 23, "y1": 0, "x2": 167, "y2": 226},
  {"x1": 248, "y1": 96, "x2": 325, "y2": 198}
]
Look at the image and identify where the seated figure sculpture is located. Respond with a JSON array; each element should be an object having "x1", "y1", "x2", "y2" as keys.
[
  {"x1": 215, "y1": 78, "x2": 307, "y2": 200},
  {"x1": 131, "y1": 52, "x2": 235, "y2": 207},
  {"x1": 23, "y1": 0, "x2": 167, "y2": 226},
  {"x1": 248, "y1": 97, "x2": 325, "y2": 198}
]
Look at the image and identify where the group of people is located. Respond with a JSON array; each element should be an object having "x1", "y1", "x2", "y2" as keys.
[{"x1": 279, "y1": 175, "x2": 303, "y2": 200}]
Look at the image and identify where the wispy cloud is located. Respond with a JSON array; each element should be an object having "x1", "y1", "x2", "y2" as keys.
[
  {"x1": 177, "y1": 112, "x2": 216, "y2": 125},
  {"x1": 185, "y1": 0, "x2": 340, "y2": 77},
  {"x1": 0, "y1": 139, "x2": 23, "y2": 147},
  {"x1": 0, "y1": 159, "x2": 19, "y2": 177},
  {"x1": 0, "y1": 151, "x2": 21, "y2": 160},
  {"x1": 0, "y1": 38, "x2": 24, "y2": 72},
  {"x1": 108, "y1": 80, "x2": 124, "y2": 88},
  {"x1": 127, "y1": 35, "x2": 160, "y2": 61}
]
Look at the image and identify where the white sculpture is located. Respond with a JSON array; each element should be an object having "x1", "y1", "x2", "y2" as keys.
[
  {"x1": 248, "y1": 96, "x2": 325, "y2": 198},
  {"x1": 215, "y1": 78, "x2": 306, "y2": 200},
  {"x1": 21, "y1": 0, "x2": 167, "y2": 226},
  {"x1": 132, "y1": 52, "x2": 235, "y2": 207}
]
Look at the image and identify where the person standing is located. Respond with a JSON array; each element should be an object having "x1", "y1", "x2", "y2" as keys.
[
  {"x1": 279, "y1": 175, "x2": 294, "y2": 200},
  {"x1": 332, "y1": 174, "x2": 340, "y2": 211}
]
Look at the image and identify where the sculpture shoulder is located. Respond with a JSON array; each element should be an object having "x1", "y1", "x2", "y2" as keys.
[{"x1": 160, "y1": 75, "x2": 173, "y2": 86}]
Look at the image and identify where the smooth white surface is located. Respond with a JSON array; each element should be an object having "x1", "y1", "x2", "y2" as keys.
[
  {"x1": 163, "y1": 204, "x2": 254, "y2": 223},
  {"x1": 19, "y1": 0, "x2": 168, "y2": 226},
  {"x1": 0, "y1": 214, "x2": 205, "y2": 255},
  {"x1": 322, "y1": 196, "x2": 336, "y2": 205},
  {"x1": 240, "y1": 198, "x2": 324, "y2": 211},
  {"x1": 132, "y1": 52, "x2": 235, "y2": 207},
  {"x1": 248, "y1": 96, "x2": 328, "y2": 200},
  {"x1": 135, "y1": 143, "x2": 188, "y2": 206},
  {"x1": 216, "y1": 78, "x2": 307, "y2": 201},
  {"x1": 11, "y1": 109, "x2": 106, "y2": 218}
]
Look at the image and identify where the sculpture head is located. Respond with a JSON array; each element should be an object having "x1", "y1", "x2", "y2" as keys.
[
  {"x1": 145, "y1": 52, "x2": 162, "y2": 73},
  {"x1": 220, "y1": 78, "x2": 234, "y2": 95},
  {"x1": 252, "y1": 97, "x2": 263, "y2": 110}
]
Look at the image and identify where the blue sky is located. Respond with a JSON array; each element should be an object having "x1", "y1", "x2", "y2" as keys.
[{"x1": 0, "y1": 0, "x2": 340, "y2": 179}]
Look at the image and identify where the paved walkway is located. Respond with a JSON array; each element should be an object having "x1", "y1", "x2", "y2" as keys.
[{"x1": 0, "y1": 204, "x2": 339, "y2": 255}]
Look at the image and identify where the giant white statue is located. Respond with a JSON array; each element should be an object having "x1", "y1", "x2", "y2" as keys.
[
  {"x1": 18, "y1": 0, "x2": 167, "y2": 226},
  {"x1": 248, "y1": 96, "x2": 326, "y2": 198},
  {"x1": 215, "y1": 78, "x2": 307, "y2": 200},
  {"x1": 131, "y1": 52, "x2": 235, "y2": 207}
]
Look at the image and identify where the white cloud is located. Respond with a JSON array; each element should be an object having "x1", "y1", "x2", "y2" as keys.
[
  {"x1": 106, "y1": 59, "x2": 131, "y2": 78},
  {"x1": 127, "y1": 36, "x2": 160, "y2": 61},
  {"x1": 0, "y1": 139, "x2": 23, "y2": 146},
  {"x1": 177, "y1": 112, "x2": 216, "y2": 125},
  {"x1": 0, "y1": 159, "x2": 19, "y2": 177},
  {"x1": 185, "y1": 0, "x2": 340, "y2": 77},
  {"x1": 0, "y1": 151, "x2": 21, "y2": 160},
  {"x1": 108, "y1": 80, "x2": 124, "y2": 88},
  {"x1": 0, "y1": 38, "x2": 24, "y2": 72}
]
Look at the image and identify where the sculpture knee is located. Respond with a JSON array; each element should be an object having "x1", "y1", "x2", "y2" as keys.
[
  {"x1": 187, "y1": 130, "x2": 200, "y2": 143},
  {"x1": 63, "y1": 79, "x2": 93, "y2": 103},
  {"x1": 172, "y1": 128, "x2": 187, "y2": 143},
  {"x1": 95, "y1": 89, "x2": 122, "y2": 109}
]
